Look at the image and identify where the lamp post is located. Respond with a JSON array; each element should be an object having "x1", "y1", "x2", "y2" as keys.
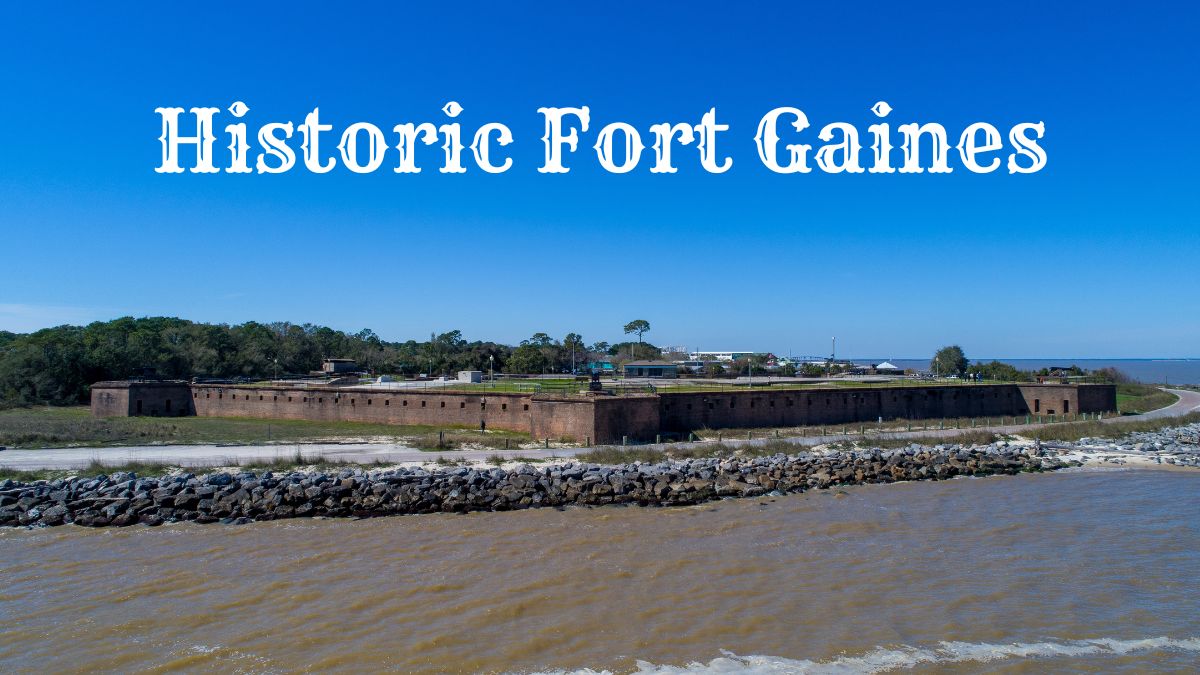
[{"x1": 489, "y1": 354, "x2": 494, "y2": 387}]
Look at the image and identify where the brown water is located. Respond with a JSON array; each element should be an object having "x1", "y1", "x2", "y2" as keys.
[{"x1": 2, "y1": 469, "x2": 1199, "y2": 673}]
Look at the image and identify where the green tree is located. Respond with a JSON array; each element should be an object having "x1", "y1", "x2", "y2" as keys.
[
  {"x1": 967, "y1": 360, "x2": 1030, "y2": 382},
  {"x1": 563, "y1": 333, "x2": 585, "y2": 372},
  {"x1": 563, "y1": 333, "x2": 584, "y2": 352},
  {"x1": 506, "y1": 343, "x2": 546, "y2": 374},
  {"x1": 609, "y1": 341, "x2": 662, "y2": 361},
  {"x1": 516, "y1": 333, "x2": 561, "y2": 373},
  {"x1": 0, "y1": 317, "x2": 539, "y2": 404},
  {"x1": 623, "y1": 319, "x2": 650, "y2": 343},
  {"x1": 1093, "y1": 366, "x2": 1132, "y2": 383},
  {"x1": 800, "y1": 362, "x2": 825, "y2": 377},
  {"x1": 931, "y1": 345, "x2": 968, "y2": 377}
]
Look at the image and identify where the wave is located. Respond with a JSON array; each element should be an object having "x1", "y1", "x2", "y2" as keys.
[{"x1": 530, "y1": 636, "x2": 1200, "y2": 674}]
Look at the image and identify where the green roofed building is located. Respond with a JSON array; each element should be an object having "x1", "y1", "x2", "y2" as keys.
[{"x1": 623, "y1": 361, "x2": 679, "y2": 378}]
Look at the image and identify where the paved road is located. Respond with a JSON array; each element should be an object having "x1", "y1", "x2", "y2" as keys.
[
  {"x1": 3, "y1": 389, "x2": 1197, "y2": 471},
  {"x1": 1120, "y1": 387, "x2": 1200, "y2": 419}
]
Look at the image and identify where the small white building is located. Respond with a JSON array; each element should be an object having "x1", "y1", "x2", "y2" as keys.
[
  {"x1": 874, "y1": 361, "x2": 903, "y2": 374},
  {"x1": 688, "y1": 351, "x2": 757, "y2": 362},
  {"x1": 457, "y1": 370, "x2": 483, "y2": 383}
]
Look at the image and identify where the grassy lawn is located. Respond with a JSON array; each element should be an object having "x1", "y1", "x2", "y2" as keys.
[
  {"x1": 440, "y1": 379, "x2": 582, "y2": 394},
  {"x1": 1116, "y1": 384, "x2": 1178, "y2": 415},
  {"x1": 655, "y1": 379, "x2": 1017, "y2": 393},
  {"x1": 439, "y1": 378, "x2": 981, "y2": 395},
  {"x1": 1022, "y1": 410, "x2": 1200, "y2": 442},
  {"x1": 0, "y1": 406, "x2": 528, "y2": 449}
]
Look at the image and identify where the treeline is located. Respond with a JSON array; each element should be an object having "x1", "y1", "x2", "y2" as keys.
[
  {"x1": 0, "y1": 317, "x2": 662, "y2": 406},
  {"x1": 962, "y1": 357, "x2": 1129, "y2": 384}
]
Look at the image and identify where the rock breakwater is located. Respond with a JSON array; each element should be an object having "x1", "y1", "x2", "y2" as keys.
[
  {"x1": 1, "y1": 441, "x2": 1071, "y2": 528},
  {"x1": 1070, "y1": 423, "x2": 1200, "y2": 468}
]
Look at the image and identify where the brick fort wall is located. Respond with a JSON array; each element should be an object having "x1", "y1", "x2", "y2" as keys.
[
  {"x1": 90, "y1": 382, "x2": 1118, "y2": 444},
  {"x1": 656, "y1": 383, "x2": 1116, "y2": 433},
  {"x1": 89, "y1": 381, "x2": 193, "y2": 417}
]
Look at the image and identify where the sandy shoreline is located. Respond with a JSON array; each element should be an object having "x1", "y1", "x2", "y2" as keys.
[{"x1": 3, "y1": 419, "x2": 1198, "y2": 528}]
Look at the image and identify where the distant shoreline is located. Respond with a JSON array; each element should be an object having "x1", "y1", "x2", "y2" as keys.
[{"x1": 853, "y1": 359, "x2": 1200, "y2": 386}]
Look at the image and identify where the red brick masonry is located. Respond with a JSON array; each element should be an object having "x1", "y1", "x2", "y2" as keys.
[{"x1": 91, "y1": 381, "x2": 1117, "y2": 445}]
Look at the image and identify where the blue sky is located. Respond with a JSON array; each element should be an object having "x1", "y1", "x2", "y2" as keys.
[{"x1": 0, "y1": 1, "x2": 1196, "y2": 358}]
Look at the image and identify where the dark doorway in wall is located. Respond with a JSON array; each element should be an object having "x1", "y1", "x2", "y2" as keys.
[
  {"x1": 165, "y1": 399, "x2": 172, "y2": 413},
  {"x1": 136, "y1": 400, "x2": 142, "y2": 414},
  {"x1": 1063, "y1": 400, "x2": 1070, "y2": 413},
  {"x1": 1034, "y1": 399, "x2": 1040, "y2": 412}
]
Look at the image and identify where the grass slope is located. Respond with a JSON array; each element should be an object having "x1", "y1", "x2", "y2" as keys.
[
  {"x1": 1115, "y1": 384, "x2": 1178, "y2": 415},
  {"x1": 0, "y1": 406, "x2": 525, "y2": 449}
]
